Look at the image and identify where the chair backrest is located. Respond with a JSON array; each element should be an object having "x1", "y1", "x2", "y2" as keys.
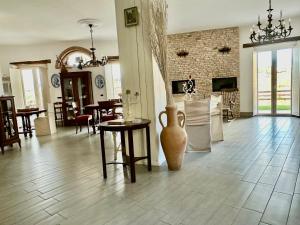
[
  {"x1": 184, "y1": 99, "x2": 211, "y2": 126},
  {"x1": 98, "y1": 101, "x2": 116, "y2": 112},
  {"x1": 210, "y1": 95, "x2": 222, "y2": 110},
  {"x1": 71, "y1": 102, "x2": 80, "y2": 116},
  {"x1": 221, "y1": 88, "x2": 238, "y2": 107},
  {"x1": 109, "y1": 98, "x2": 122, "y2": 103}
]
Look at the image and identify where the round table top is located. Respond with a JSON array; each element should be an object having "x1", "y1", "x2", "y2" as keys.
[
  {"x1": 99, "y1": 119, "x2": 150, "y2": 131},
  {"x1": 84, "y1": 103, "x2": 123, "y2": 110},
  {"x1": 16, "y1": 109, "x2": 47, "y2": 116}
]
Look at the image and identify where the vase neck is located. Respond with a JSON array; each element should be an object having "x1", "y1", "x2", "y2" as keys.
[{"x1": 166, "y1": 106, "x2": 178, "y2": 126}]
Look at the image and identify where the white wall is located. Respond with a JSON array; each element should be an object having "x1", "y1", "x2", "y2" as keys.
[
  {"x1": 239, "y1": 15, "x2": 300, "y2": 113},
  {"x1": 0, "y1": 40, "x2": 119, "y2": 103}
]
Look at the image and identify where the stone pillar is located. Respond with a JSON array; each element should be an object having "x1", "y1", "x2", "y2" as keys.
[{"x1": 115, "y1": 0, "x2": 166, "y2": 165}]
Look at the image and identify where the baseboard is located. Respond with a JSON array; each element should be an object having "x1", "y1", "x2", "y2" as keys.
[{"x1": 240, "y1": 112, "x2": 253, "y2": 118}]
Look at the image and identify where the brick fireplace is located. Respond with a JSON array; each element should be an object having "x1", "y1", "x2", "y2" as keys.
[{"x1": 167, "y1": 27, "x2": 240, "y2": 116}]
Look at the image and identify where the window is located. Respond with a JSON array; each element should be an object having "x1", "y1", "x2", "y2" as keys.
[
  {"x1": 111, "y1": 63, "x2": 122, "y2": 99},
  {"x1": 21, "y1": 69, "x2": 36, "y2": 107},
  {"x1": 105, "y1": 63, "x2": 122, "y2": 99},
  {"x1": 56, "y1": 46, "x2": 92, "y2": 69},
  {"x1": 2, "y1": 76, "x2": 12, "y2": 95},
  {"x1": 20, "y1": 68, "x2": 44, "y2": 108},
  {"x1": 65, "y1": 51, "x2": 91, "y2": 68}
]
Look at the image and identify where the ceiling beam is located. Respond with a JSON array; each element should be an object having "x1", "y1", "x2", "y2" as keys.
[
  {"x1": 243, "y1": 36, "x2": 300, "y2": 48},
  {"x1": 10, "y1": 59, "x2": 51, "y2": 66}
]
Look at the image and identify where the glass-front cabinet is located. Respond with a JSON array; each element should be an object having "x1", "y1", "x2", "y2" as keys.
[
  {"x1": 0, "y1": 96, "x2": 21, "y2": 154},
  {"x1": 60, "y1": 71, "x2": 93, "y2": 126}
]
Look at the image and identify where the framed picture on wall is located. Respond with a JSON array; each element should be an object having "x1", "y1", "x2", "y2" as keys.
[{"x1": 124, "y1": 7, "x2": 139, "y2": 27}]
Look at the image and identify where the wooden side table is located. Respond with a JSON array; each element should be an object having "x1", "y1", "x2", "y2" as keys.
[{"x1": 99, "y1": 119, "x2": 151, "y2": 183}]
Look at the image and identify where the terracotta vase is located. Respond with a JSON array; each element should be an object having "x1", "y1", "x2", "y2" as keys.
[{"x1": 159, "y1": 105, "x2": 187, "y2": 170}]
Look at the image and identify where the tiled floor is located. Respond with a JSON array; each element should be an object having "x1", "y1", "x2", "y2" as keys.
[{"x1": 0, "y1": 117, "x2": 299, "y2": 225}]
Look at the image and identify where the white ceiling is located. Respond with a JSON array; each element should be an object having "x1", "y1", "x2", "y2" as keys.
[{"x1": 0, "y1": 0, "x2": 299, "y2": 45}]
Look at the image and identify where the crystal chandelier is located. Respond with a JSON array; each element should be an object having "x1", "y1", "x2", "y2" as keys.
[
  {"x1": 78, "y1": 24, "x2": 108, "y2": 69},
  {"x1": 250, "y1": 0, "x2": 293, "y2": 43}
]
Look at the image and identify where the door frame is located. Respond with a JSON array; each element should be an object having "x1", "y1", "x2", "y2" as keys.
[{"x1": 256, "y1": 48, "x2": 292, "y2": 116}]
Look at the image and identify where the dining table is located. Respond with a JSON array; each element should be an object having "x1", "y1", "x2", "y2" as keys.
[{"x1": 16, "y1": 109, "x2": 47, "y2": 138}]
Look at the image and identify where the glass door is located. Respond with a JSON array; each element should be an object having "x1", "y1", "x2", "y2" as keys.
[
  {"x1": 257, "y1": 51, "x2": 272, "y2": 114},
  {"x1": 276, "y1": 49, "x2": 292, "y2": 114},
  {"x1": 257, "y1": 48, "x2": 292, "y2": 115}
]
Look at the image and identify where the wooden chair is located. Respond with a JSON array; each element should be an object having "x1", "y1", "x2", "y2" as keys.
[
  {"x1": 71, "y1": 102, "x2": 92, "y2": 134},
  {"x1": 98, "y1": 101, "x2": 121, "y2": 122},
  {"x1": 184, "y1": 99, "x2": 212, "y2": 152},
  {"x1": 221, "y1": 88, "x2": 238, "y2": 121}
]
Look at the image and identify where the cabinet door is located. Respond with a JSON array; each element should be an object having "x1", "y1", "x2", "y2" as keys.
[
  {"x1": 1, "y1": 99, "x2": 18, "y2": 141},
  {"x1": 77, "y1": 77, "x2": 91, "y2": 114},
  {"x1": 63, "y1": 78, "x2": 76, "y2": 120}
]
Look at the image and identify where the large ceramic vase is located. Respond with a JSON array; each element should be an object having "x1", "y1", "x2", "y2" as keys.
[{"x1": 159, "y1": 105, "x2": 187, "y2": 170}]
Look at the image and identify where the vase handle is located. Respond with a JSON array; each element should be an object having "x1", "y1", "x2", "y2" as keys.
[
  {"x1": 177, "y1": 111, "x2": 186, "y2": 128},
  {"x1": 159, "y1": 111, "x2": 167, "y2": 128}
]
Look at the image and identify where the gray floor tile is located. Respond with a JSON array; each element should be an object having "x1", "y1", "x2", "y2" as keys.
[
  {"x1": 261, "y1": 192, "x2": 293, "y2": 225},
  {"x1": 287, "y1": 194, "x2": 300, "y2": 225},
  {"x1": 243, "y1": 183, "x2": 273, "y2": 213},
  {"x1": 232, "y1": 208, "x2": 262, "y2": 225}
]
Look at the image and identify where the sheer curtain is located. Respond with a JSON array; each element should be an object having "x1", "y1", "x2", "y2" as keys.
[
  {"x1": 292, "y1": 41, "x2": 300, "y2": 116},
  {"x1": 37, "y1": 66, "x2": 50, "y2": 110},
  {"x1": 252, "y1": 51, "x2": 258, "y2": 116},
  {"x1": 10, "y1": 67, "x2": 25, "y2": 109}
]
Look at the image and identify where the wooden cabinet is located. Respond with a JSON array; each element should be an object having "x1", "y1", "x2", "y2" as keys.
[
  {"x1": 60, "y1": 71, "x2": 94, "y2": 126},
  {"x1": 0, "y1": 96, "x2": 21, "y2": 154}
]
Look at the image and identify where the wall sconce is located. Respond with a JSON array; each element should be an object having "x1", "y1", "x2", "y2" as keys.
[
  {"x1": 214, "y1": 46, "x2": 231, "y2": 54},
  {"x1": 176, "y1": 50, "x2": 189, "y2": 57}
]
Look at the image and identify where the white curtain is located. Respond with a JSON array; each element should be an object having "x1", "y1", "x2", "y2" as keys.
[
  {"x1": 9, "y1": 68, "x2": 25, "y2": 109},
  {"x1": 292, "y1": 42, "x2": 300, "y2": 116},
  {"x1": 252, "y1": 51, "x2": 258, "y2": 116},
  {"x1": 37, "y1": 66, "x2": 50, "y2": 110}
]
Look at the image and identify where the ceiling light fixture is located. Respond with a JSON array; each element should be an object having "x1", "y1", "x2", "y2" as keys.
[
  {"x1": 250, "y1": 0, "x2": 293, "y2": 43},
  {"x1": 77, "y1": 20, "x2": 108, "y2": 69}
]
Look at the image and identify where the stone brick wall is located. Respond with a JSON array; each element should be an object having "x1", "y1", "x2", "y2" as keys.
[{"x1": 167, "y1": 27, "x2": 240, "y2": 116}]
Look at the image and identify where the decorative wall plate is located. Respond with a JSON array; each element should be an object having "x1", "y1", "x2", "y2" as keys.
[
  {"x1": 51, "y1": 74, "x2": 61, "y2": 88},
  {"x1": 95, "y1": 75, "x2": 105, "y2": 89}
]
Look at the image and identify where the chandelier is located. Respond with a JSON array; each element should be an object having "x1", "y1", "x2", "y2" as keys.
[
  {"x1": 250, "y1": 0, "x2": 293, "y2": 43},
  {"x1": 78, "y1": 23, "x2": 108, "y2": 69}
]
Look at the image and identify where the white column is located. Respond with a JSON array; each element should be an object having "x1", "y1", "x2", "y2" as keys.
[
  {"x1": 0, "y1": 70, "x2": 3, "y2": 96},
  {"x1": 115, "y1": 0, "x2": 166, "y2": 165}
]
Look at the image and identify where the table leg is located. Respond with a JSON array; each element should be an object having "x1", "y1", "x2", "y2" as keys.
[
  {"x1": 26, "y1": 116, "x2": 33, "y2": 138},
  {"x1": 92, "y1": 110, "x2": 96, "y2": 134},
  {"x1": 21, "y1": 116, "x2": 27, "y2": 138},
  {"x1": 100, "y1": 129, "x2": 107, "y2": 179},
  {"x1": 121, "y1": 131, "x2": 126, "y2": 167},
  {"x1": 128, "y1": 130, "x2": 136, "y2": 183},
  {"x1": 146, "y1": 126, "x2": 152, "y2": 171}
]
